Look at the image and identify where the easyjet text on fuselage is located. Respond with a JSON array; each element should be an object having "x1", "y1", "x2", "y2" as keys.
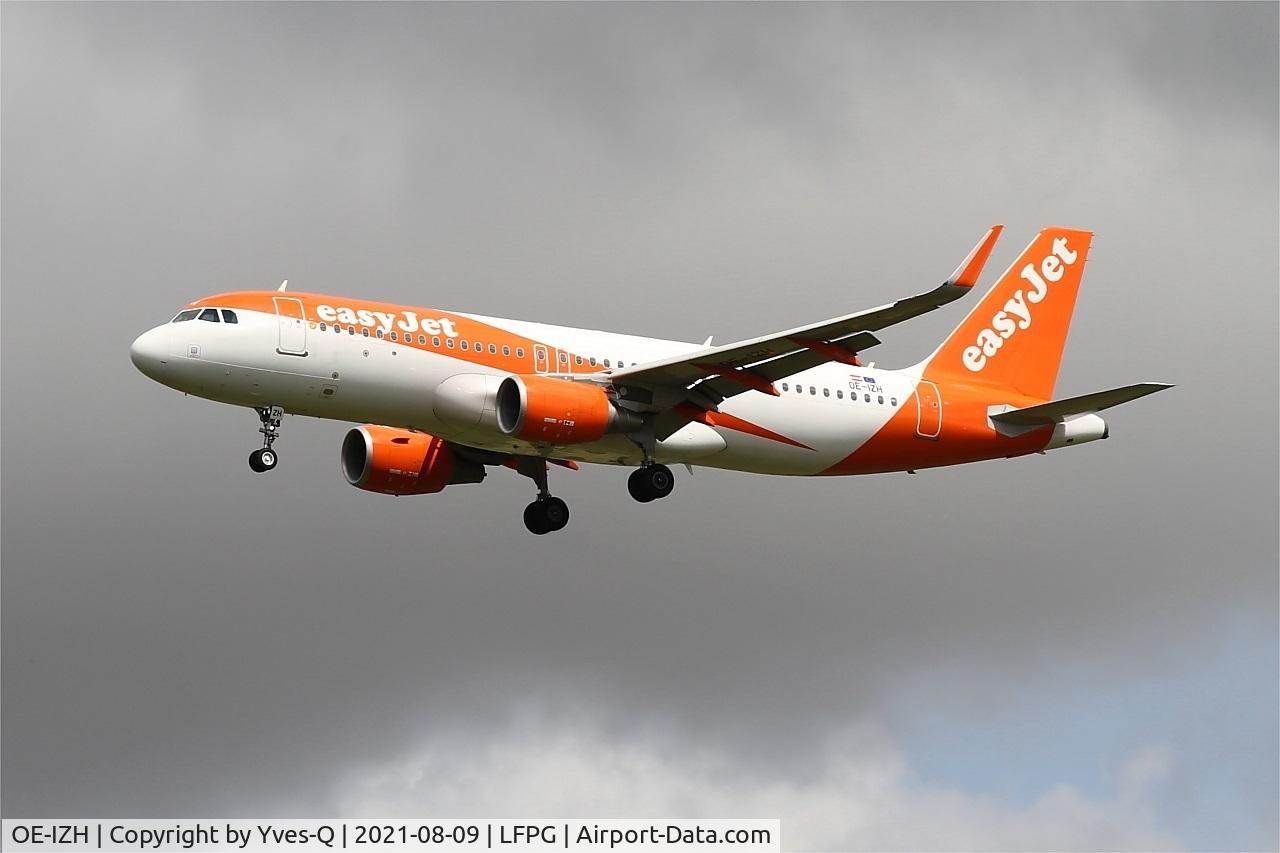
[{"x1": 315, "y1": 304, "x2": 460, "y2": 338}]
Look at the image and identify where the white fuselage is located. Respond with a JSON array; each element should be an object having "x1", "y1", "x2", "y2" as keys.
[{"x1": 131, "y1": 301, "x2": 912, "y2": 476}]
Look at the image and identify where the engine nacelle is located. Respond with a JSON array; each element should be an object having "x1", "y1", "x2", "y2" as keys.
[
  {"x1": 341, "y1": 425, "x2": 485, "y2": 495},
  {"x1": 433, "y1": 374, "x2": 503, "y2": 431},
  {"x1": 497, "y1": 375, "x2": 642, "y2": 444}
]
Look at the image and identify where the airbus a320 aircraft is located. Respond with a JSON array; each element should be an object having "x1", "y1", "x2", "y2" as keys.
[{"x1": 131, "y1": 225, "x2": 1170, "y2": 534}]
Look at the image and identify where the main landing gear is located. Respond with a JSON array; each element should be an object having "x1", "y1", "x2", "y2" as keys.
[
  {"x1": 627, "y1": 463, "x2": 675, "y2": 503},
  {"x1": 523, "y1": 497, "x2": 569, "y2": 535},
  {"x1": 508, "y1": 434, "x2": 677, "y2": 533},
  {"x1": 624, "y1": 426, "x2": 675, "y2": 503},
  {"x1": 248, "y1": 405, "x2": 284, "y2": 473},
  {"x1": 515, "y1": 457, "x2": 569, "y2": 535}
]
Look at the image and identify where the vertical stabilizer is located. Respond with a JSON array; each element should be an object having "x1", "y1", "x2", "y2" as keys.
[{"x1": 920, "y1": 227, "x2": 1093, "y2": 401}]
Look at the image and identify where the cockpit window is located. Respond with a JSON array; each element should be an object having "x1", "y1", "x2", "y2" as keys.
[
  {"x1": 172, "y1": 309, "x2": 200, "y2": 323},
  {"x1": 221, "y1": 309, "x2": 238, "y2": 324},
  {"x1": 198, "y1": 308, "x2": 220, "y2": 323}
]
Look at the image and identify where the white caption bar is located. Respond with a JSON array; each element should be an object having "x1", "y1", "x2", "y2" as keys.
[{"x1": 3, "y1": 820, "x2": 780, "y2": 852}]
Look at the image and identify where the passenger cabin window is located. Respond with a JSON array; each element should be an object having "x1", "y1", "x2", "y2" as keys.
[
  {"x1": 503, "y1": 346, "x2": 511, "y2": 356},
  {"x1": 446, "y1": 338, "x2": 455, "y2": 348},
  {"x1": 604, "y1": 359, "x2": 611, "y2": 367},
  {"x1": 376, "y1": 329, "x2": 385, "y2": 339},
  {"x1": 362, "y1": 328, "x2": 370, "y2": 337},
  {"x1": 198, "y1": 308, "x2": 220, "y2": 322},
  {"x1": 864, "y1": 393, "x2": 871, "y2": 402},
  {"x1": 823, "y1": 388, "x2": 830, "y2": 397},
  {"x1": 837, "y1": 390, "x2": 844, "y2": 399},
  {"x1": 172, "y1": 310, "x2": 199, "y2": 323},
  {"x1": 431, "y1": 336, "x2": 439, "y2": 346},
  {"x1": 781, "y1": 383, "x2": 789, "y2": 391},
  {"x1": 419, "y1": 335, "x2": 427, "y2": 345},
  {"x1": 390, "y1": 331, "x2": 397, "y2": 341},
  {"x1": 516, "y1": 347, "x2": 525, "y2": 358},
  {"x1": 221, "y1": 310, "x2": 238, "y2": 324},
  {"x1": 461, "y1": 340, "x2": 469, "y2": 350},
  {"x1": 489, "y1": 344, "x2": 497, "y2": 354}
]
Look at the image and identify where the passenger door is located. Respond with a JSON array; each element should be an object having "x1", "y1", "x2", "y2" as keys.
[
  {"x1": 915, "y1": 379, "x2": 942, "y2": 439},
  {"x1": 274, "y1": 297, "x2": 307, "y2": 356}
]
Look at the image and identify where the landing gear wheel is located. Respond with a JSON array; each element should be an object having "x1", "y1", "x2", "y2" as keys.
[
  {"x1": 628, "y1": 464, "x2": 674, "y2": 502},
  {"x1": 248, "y1": 447, "x2": 278, "y2": 473},
  {"x1": 523, "y1": 497, "x2": 569, "y2": 534},
  {"x1": 523, "y1": 502, "x2": 549, "y2": 534},
  {"x1": 541, "y1": 496, "x2": 569, "y2": 531},
  {"x1": 628, "y1": 469, "x2": 655, "y2": 503}
]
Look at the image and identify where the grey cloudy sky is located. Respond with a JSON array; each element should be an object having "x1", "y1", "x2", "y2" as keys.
[{"x1": 3, "y1": 3, "x2": 1276, "y2": 850}]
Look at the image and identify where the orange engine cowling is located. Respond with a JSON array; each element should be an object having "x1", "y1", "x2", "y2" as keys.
[
  {"x1": 341, "y1": 425, "x2": 485, "y2": 495},
  {"x1": 496, "y1": 375, "x2": 641, "y2": 444}
]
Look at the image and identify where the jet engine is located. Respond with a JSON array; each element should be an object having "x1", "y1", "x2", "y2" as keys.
[
  {"x1": 496, "y1": 375, "x2": 642, "y2": 444},
  {"x1": 341, "y1": 425, "x2": 485, "y2": 495}
]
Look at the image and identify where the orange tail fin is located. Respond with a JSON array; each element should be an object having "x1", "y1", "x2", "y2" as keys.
[{"x1": 921, "y1": 226, "x2": 1093, "y2": 401}]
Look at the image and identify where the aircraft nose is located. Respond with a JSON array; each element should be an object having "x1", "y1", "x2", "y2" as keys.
[{"x1": 130, "y1": 325, "x2": 170, "y2": 379}]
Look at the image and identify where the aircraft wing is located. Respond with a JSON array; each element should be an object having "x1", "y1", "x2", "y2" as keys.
[{"x1": 609, "y1": 224, "x2": 1004, "y2": 408}]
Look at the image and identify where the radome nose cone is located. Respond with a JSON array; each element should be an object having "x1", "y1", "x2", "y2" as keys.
[{"x1": 130, "y1": 326, "x2": 169, "y2": 379}]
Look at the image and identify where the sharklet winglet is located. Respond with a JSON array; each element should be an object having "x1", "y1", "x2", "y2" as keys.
[{"x1": 946, "y1": 224, "x2": 1004, "y2": 289}]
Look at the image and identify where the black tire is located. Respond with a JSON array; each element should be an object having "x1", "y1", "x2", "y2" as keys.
[
  {"x1": 542, "y1": 496, "x2": 569, "y2": 531},
  {"x1": 523, "y1": 501, "x2": 551, "y2": 535},
  {"x1": 643, "y1": 464, "x2": 674, "y2": 499},
  {"x1": 628, "y1": 468, "x2": 656, "y2": 503},
  {"x1": 248, "y1": 448, "x2": 277, "y2": 473}
]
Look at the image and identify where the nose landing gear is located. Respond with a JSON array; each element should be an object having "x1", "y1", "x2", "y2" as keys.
[{"x1": 248, "y1": 405, "x2": 284, "y2": 473}]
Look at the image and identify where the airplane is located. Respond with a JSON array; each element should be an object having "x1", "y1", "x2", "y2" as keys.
[{"x1": 129, "y1": 225, "x2": 1171, "y2": 534}]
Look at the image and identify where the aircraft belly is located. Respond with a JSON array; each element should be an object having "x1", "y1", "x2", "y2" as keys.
[{"x1": 693, "y1": 395, "x2": 886, "y2": 476}]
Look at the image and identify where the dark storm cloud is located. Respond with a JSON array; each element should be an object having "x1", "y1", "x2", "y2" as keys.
[{"x1": 3, "y1": 2, "x2": 1276, "y2": 847}]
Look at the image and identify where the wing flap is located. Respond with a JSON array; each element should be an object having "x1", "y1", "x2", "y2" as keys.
[{"x1": 693, "y1": 332, "x2": 881, "y2": 401}]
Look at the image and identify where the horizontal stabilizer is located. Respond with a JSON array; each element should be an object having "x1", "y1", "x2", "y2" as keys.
[{"x1": 991, "y1": 383, "x2": 1173, "y2": 426}]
